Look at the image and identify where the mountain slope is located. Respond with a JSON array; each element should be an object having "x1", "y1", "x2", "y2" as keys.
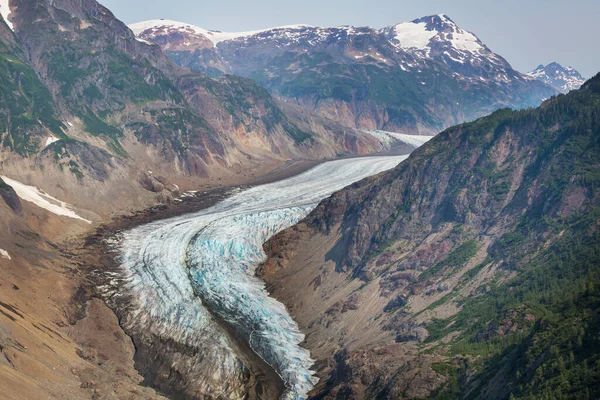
[
  {"x1": 0, "y1": 0, "x2": 385, "y2": 216},
  {"x1": 0, "y1": 14, "x2": 65, "y2": 157},
  {"x1": 261, "y1": 73, "x2": 600, "y2": 399},
  {"x1": 132, "y1": 14, "x2": 558, "y2": 135},
  {"x1": 529, "y1": 62, "x2": 585, "y2": 93}
]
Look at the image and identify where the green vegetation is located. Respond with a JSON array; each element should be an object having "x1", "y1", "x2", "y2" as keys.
[
  {"x1": 83, "y1": 84, "x2": 103, "y2": 100},
  {"x1": 79, "y1": 108, "x2": 121, "y2": 137},
  {"x1": 420, "y1": 239, "x2": 479, "y2": 280},
  {"x1": 0, "y1": 44, "x2": 65, "y2": 156},
  {"x1": 418, "y1": 75, "x2": 600, "y2": 399},
  {"x1": 0, "y1": 178, "x2": 12, "y2": 190}
]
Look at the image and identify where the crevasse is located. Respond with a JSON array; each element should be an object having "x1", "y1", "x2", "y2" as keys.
[{"x1": 116, "y1": 155, "x2": 408, "y2": 399}]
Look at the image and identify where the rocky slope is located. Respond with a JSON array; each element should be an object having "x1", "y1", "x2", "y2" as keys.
[
  {"x1": 262, "y1": 73, "x2": 600, "y2": 398},
  {"x1": 529, "y1": 62, "x2": 585, "y2": 93},
  {"x1": 0, "y1": 172, "x2": 171, "y2": 399},
  {"x1": 0, "y1": 1, "x2": 592, "y2": 399},
  {"x1": 132, "y1": 15, "x2": 558, "y2": 135}
]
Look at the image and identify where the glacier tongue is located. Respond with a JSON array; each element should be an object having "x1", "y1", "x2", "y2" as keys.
[{"x1": 115, "y1": 155, "x2": 409, "y2": 399}]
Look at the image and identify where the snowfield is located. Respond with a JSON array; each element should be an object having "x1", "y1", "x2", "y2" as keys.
[
  {"x1": 45, "y1": 135, "x2": 60, "y2": 147},
  {"x1": 391, "y1": 20, "x2": 437, "y2": 51},
  {"x1": 115, "y1": 155, "x2": 413, "y2": 399},
  {"x1": 0, "y1": 176, "x2": 91, "y2": 223},
  {"x1": 0, "y1": 249, "x2": 10, "y2": 260}
]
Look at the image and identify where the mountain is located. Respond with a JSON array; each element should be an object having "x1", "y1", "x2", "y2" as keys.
[
  {"x1": 0, "y1": 0, "x2": 387, "y2": 216},
  {"x1": 529, "y1": 62, "x2": 586, "y2": 93},
  {"x1": 0, "y1": 10, "x2": 65, "y2": 157},
  {"x1": 261, "y1": 73, "x2": 600, "y2": 398},
  {"x1": 131, "y1": 14, "x2": 558, "y2": 135},
  {"x1": 0, "y1": 0, "x2": 404, "y2": 398}
]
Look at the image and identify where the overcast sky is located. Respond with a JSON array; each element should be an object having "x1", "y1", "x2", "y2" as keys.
[{"x1": 99, "y1": 0, "x2": 599, "y2": 77}]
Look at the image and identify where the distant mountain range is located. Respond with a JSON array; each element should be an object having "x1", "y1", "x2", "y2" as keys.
[
  {"x1": 131, "y1": 15, "x2": 558, "y2": 135},
  {"x1": 529, "y1": 62, "x2": 586, "y2": 93}
]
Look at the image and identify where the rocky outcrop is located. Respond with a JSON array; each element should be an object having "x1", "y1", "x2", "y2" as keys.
[
  {"x1": 261, "y1": 74, "x2": 600, "y2": 398},
  {"x1": 0, "y1": 178, "x2": 22, "y2": 214}
]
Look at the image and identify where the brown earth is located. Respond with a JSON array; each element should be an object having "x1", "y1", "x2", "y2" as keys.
[{"x1": 0, "y1": 157, "x2": 331, "y2": 400}]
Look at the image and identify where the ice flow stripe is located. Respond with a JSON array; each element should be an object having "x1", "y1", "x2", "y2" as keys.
[{"x1": 117, "y1": 155, "x2": 408, "y2": 399}]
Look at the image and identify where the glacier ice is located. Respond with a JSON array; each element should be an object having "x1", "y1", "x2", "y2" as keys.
[
  {"x1": 113, "y1": 155, "x2": 409, "y2": 399},
  {"x1": 363, "y1": 130, "x2": 434, "y2": 149}
]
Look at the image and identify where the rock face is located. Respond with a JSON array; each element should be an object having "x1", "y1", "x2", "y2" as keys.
[
  {"x1": 132, "y1": 14, "x2": 558, "y2": 135},
  {"x1": 262, "y1": 74, "x2": 600, "y2": 398},
  {"x1": 529, "y1": 62, "x2": 586, "y2": 93},
  {"x1": 0, "y1": 10, "x2": 65, "y2": 157},
  {"x1": 0, "y1": 178, "x2": 22, "y2": 214}
]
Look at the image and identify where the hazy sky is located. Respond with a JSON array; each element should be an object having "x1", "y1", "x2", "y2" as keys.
[{"x1": 100, "y1": 0, "x2": 599, "y2": 77}]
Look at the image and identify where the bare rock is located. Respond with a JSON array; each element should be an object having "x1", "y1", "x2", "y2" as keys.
[{"x1": 0, "y1": 178, "x2": 23, "y2": 215}]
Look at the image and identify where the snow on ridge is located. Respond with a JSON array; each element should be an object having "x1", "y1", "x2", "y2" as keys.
[
  {"x1": 365, "y1": 130, "x2": 434, "y2": 149},
  {"x1": 528, "y1": 63, "x2": 586, "y2": 93},
  {"x1": 0, "y1": 176, "x2": 91, "y2": 224},
  {"x1": 447, "y1": 29, "x2": 481, "y2": 52},
  {"x1": 129, "y1": 19, "x2": 313, "y2": 46},
  {"x1": 0, "y1": 0, "x2": 14, "y2": 31},
  {"x1": 0, "y1": 249, "x2": 10, "y2": 260},
  {"x1": 131, "y1": 15, "x2": 488, "y2": 59}
]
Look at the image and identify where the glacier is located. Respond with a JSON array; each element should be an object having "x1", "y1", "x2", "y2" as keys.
[{"x1": 111, "y1": 155, "x2": 409, "y2": 399}]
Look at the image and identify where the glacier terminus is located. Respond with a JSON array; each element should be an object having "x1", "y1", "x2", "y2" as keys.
[{"x1": 106, "y1": 155, "x2": 410, "y2": 399}]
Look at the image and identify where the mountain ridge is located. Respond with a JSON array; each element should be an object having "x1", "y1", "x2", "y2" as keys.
[
  {"x1": 529, "y1": 62, "x2": 585, "y2": 93},
  {"x1": 132, "y1": 14, "x2": 558, "y2": 136}
]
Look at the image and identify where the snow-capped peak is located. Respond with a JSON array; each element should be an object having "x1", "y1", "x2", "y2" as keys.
[
  {"x1": 385, "y1": 14, "x2": 485, "y2": 55},
  {"x1": 528, "y1": 62, "x2": 585, "y2": 93},
  {"x1": 129, "y1": 19, "x2": 312, "y2": 47}
]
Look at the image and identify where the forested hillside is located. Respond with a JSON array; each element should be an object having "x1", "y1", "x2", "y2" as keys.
[{"x1": 262, "y1": 73, "x2": 600, "y2": 399}]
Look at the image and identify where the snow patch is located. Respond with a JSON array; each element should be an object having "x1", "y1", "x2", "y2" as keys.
[
  {"x1": 0, "y1": 0, "x2": 13, "y2": 31},
  {"x1": 447, "y1": 28, "x2": 481, "y2": 52},
  {"x1": 45, "y1": 135, "x2": 60, "y2": 147},
  {"x1": 391, "y1": 21, "x2": 436, "y2": 50},
  {"x1": 0, "y1": 176, "x2": 91, "y2": 223},
  {"x1": 0, "y1": 249, "x2": 10, "y2": 260},
  {"x1": 135, "y1": 36, "x2": 154, "y2": 45}
]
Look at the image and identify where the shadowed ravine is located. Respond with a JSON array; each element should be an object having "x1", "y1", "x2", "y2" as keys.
[{"x1": 111, "y1": 155, "x2": 409, "y2": 399}]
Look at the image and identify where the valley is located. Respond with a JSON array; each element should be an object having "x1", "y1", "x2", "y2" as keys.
[
  {"x1": 0, "y1": 0, "x2": 597, "y2": 399},
  {"x1": 96, "y1": 155, "x2": 411, "y2": 399}
]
